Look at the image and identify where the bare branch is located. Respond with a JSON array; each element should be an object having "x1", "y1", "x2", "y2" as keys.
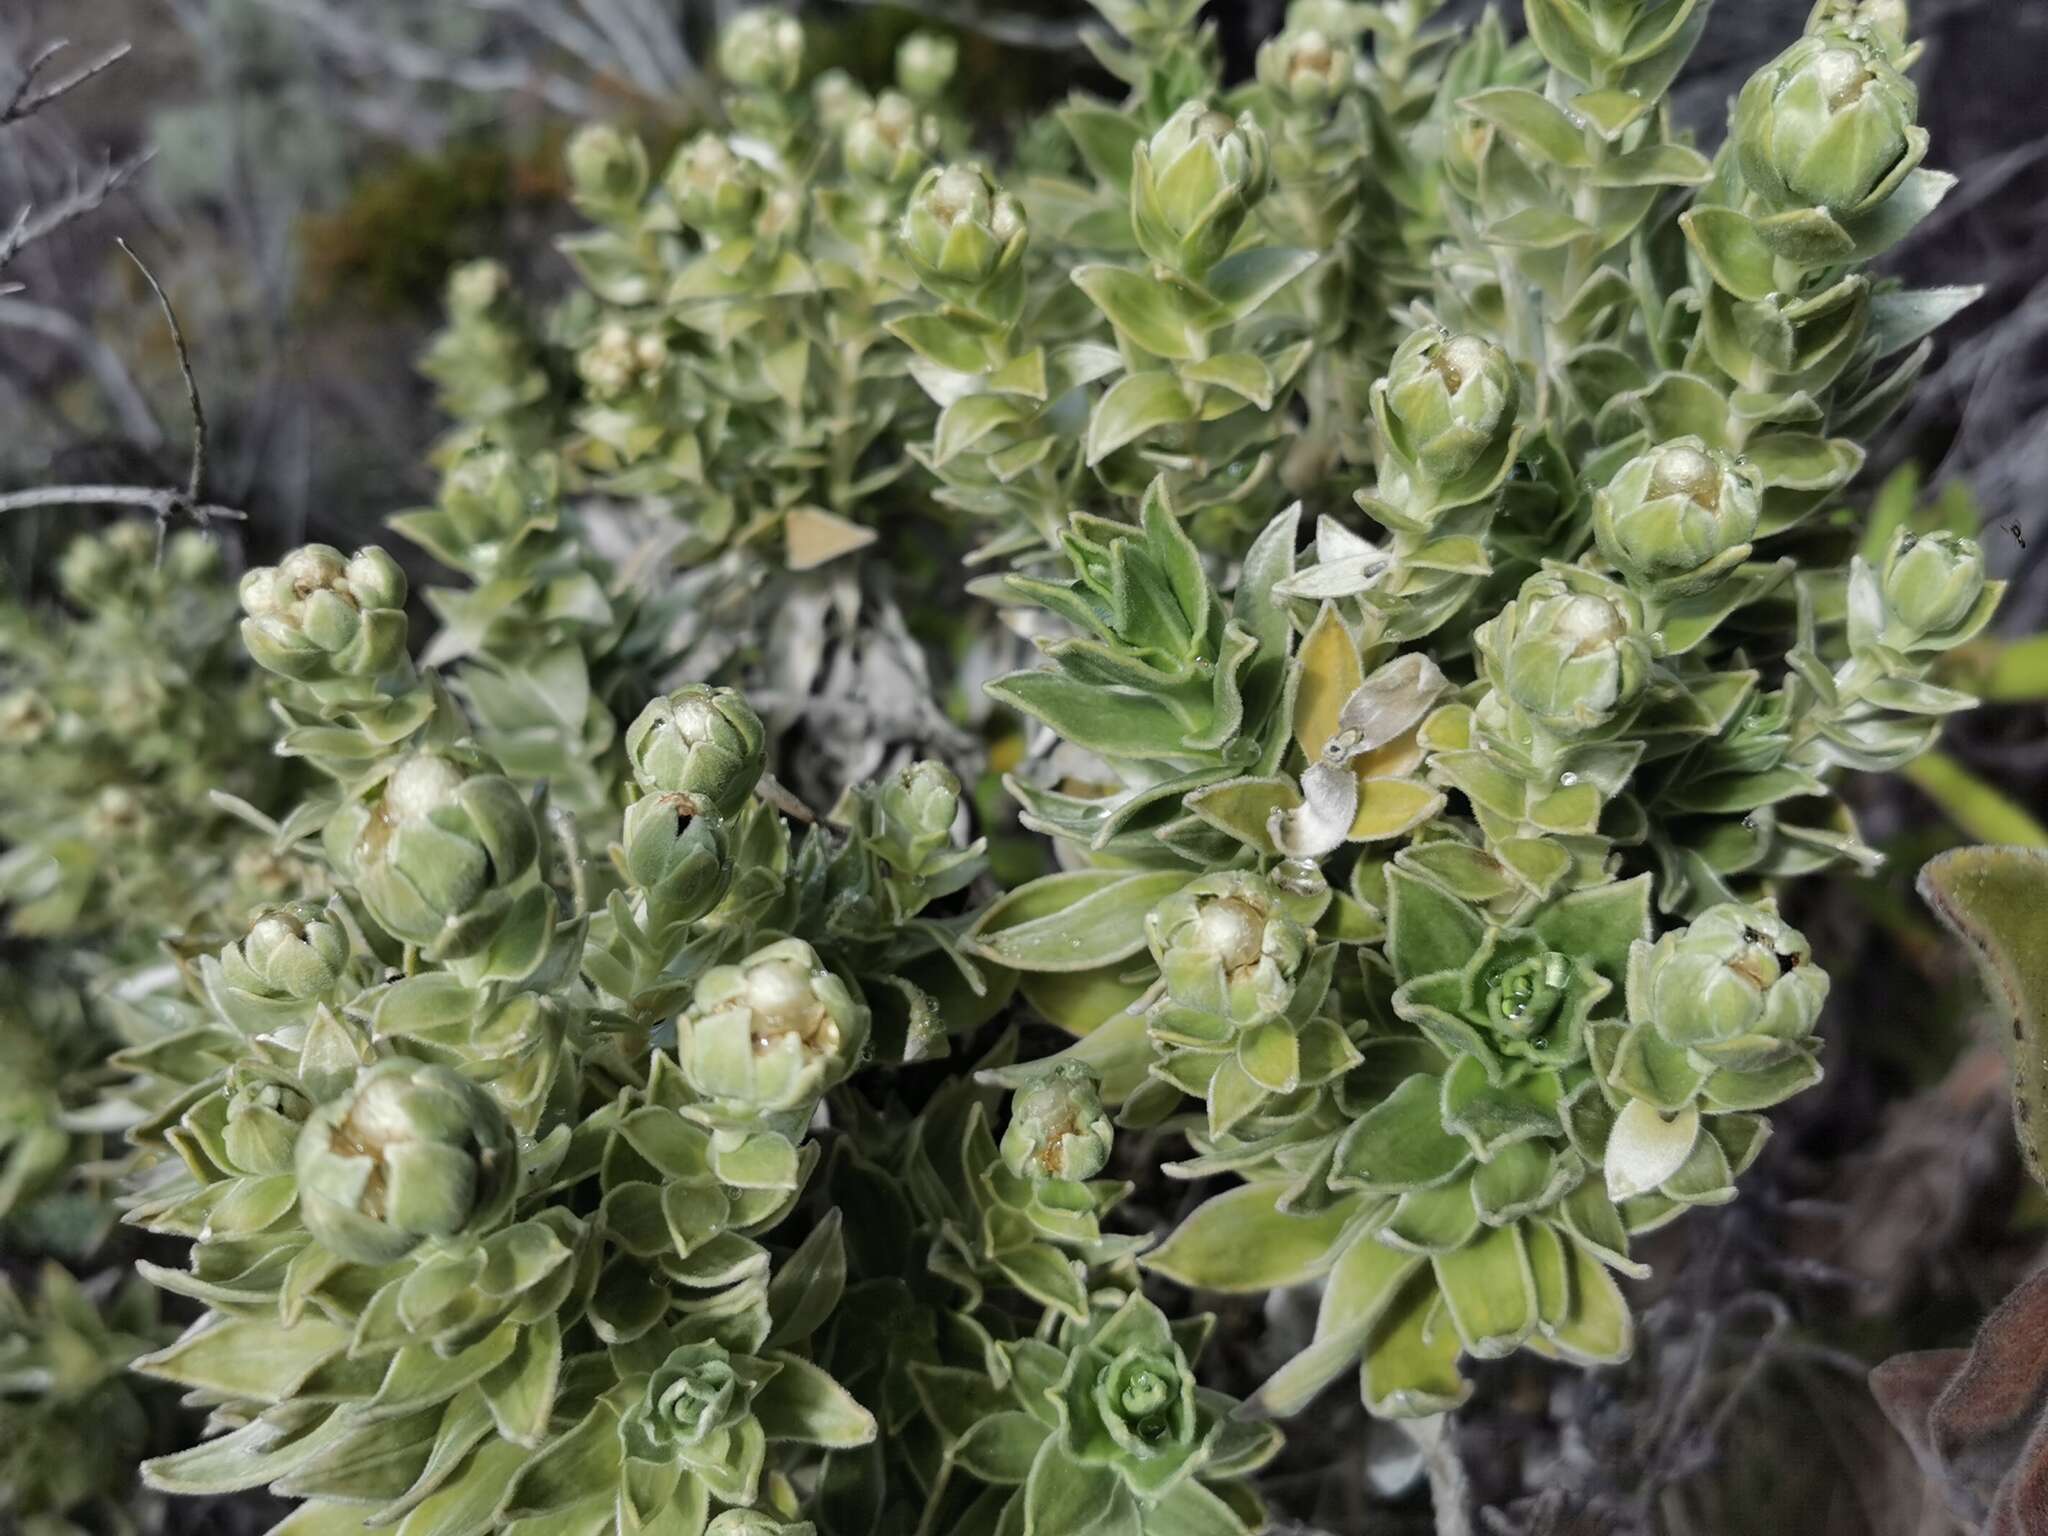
[
  {"x1": 0, "y1": 147, "x2": 154, "y2": 275},
  {"x1": 0, "y1": 483, "x2": 244, "y2": 523},
  {"x1": 119, "y1": 239, "x2": 206, "y2": 502},
  {"x1": 2, "y1": 39, "x2": 131, "y2": 126}
]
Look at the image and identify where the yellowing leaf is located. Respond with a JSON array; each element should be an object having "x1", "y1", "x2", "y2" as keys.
[
  {"x1": 1292, "y1": 604, "x2": 1362, "y2": 761},
  {"x1": 1350, "y1": 779, "x2": 1444, "y2": 842},
  {"x1": 785, "y1": 507, "x2": 877, "y2": 571}
]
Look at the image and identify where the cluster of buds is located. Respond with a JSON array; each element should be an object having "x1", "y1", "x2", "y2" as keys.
[
  {"x1": 674, "y1": 939, "x2": 869, "y2": 1128},
  {"x1": 1594, "y1": 439, "x2": 1763, "y2": 599},
  {"x1": 1256, "y1": 26, "x2": 1355, "y2": 109},
  {"x1": 1735, "y1": 24, "x2": 1926, "y2": 257},
  {"x1": 843, "y1": 91, "x2": 931, "y2": 187},
  {"x1": 323, "y1": 749, "x2": 540, "y2": 957},
  {"x1": 666, "y1": 133, "x2": 767, "y2": 237},
  {"x1": 238, "y1": 544, "x2": 409, "y2": 688},
  {"x1": 901, "y1": 163, "x2": 1028, "y2": 317},
  {"x1": 295, "y1": 1058, "x2": 519, "y2": 1264},
  {"x1": 1480, "y1": 567, "x2": 1653, "y2": 740},
  {"x1": 576, "y1": 321, "x2": 670, "y2": 400},
  {"x1": 1131, "y1": 102, "x2": 1272, "y2": 279},
  {"x1": 625, "y1": 684, "x2": 766, "y2": 818}
]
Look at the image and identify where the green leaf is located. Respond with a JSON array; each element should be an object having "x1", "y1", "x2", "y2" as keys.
[
  {"x1": 766, "y1": 1208, "x2": 847, "y2": 1348},
  {"x1": 1867, "y1": 286, "x2": 1982, "y2": 361},
  {"x1": 499, "y1": 1403, "x2": 620, "y2": 1519},
  {"x1": 1432, "y1": 1221, "x2": 1536, "y2": 1357},
  {"x1": 1073, "y1": 266, "x2": 1196, "y2": 359},
  {"x1": 964, "y1": 870, "x2": 1190, "y2": 972},
  {"x1": 1201, "y1": 247, "x2": 1318, "y2": 321},
  {"x1": 136, "y1": 1316, "x2": 350, "y2": 1403},
  {"x1": 985, "y1": 670, "x2": 1192, "y2": 761},
  {"x1": 1149, "y1": 1479, "x2": 1257, "y2": 1536},
  {"x1": 951, "y1": 1412, "x2": 1051, "y2": 1485},
  {"x1": 1528, "y1": 874, "x2": 1651, "y2": 987},
  {"x1": 1462, "y1": 88, "x2": 1591, "y2": 167},
  {"x1": 1087, "y1": 372, "x2": 1194, "y2": 464},
  {"x1": 1023, "y1": 1436, "x2": 1142, "y2": 1536},
  {"x1": 756, "y1": 1352, "x2": 878, "y2": 1449},
  {"x1": 1250, "y1": 1228, "x2": 1418, "y2": 1417},
  {"x1": 1385, "y1": 866, "x2": 1485, "y2": 983},
  {"x1": 937, "y1": 395, "x2": 1030, "y2": 465},
  {"x1": 1920, "y1": 846, "x2": 2048, "y2": 1188},
  {"x1": 1680, "y1": 206, "x2": 1776, "y2": 303},
  {"x1": 1144, "y1": 1184, "x2": 1365, "y2": 1291},
  {"x1": 480, "y1": 1314, "x2": 560, "y2": 1447},
  {"x1": 1486, "y1": 206, "x2": 1591, "y2": 250},
  {"x1": 1362, "y1": 1273, "x2": 1470, "y2": 1418},
  {"x1": 1181, "y1": 352, "x2": 1276, "y2": 410},
  {"x1": 1061, "y1": 102, "x2": 1144, "y2": 191},
  {"x1": 1331, "y1": 1073, "x2": 1470, "y2": 1193}
]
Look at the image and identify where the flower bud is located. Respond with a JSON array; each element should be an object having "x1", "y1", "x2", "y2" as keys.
[
  {"x1": 810, "y1": 69, "x2": 871, "y2": 132},
  {"x1": 625, "y1": 684, "x2": 765, "y2": 817},
  {"x1": 223, "y1": 1067, "x2": 311, "y2": 1176},
  {"x1": 447, "y1": 258, "x2": 509, "y2": 319},
  {"x1": 1735, "y1": 31, "x2": 1921, "y2": 218},
  {"x1": 718, "y1": 10, "x2": 804, "y2": 94},
  {"x1": 1808, "y1": 0, "x2": 1911, "y2": 53},
  {"x1": 675, "y1": 938, "x2": 869, "y2": 1122},
  {"x1": 1002, "y1": 1064, "x2": 1114, "y2": 1183},
  {"x1": 1380, "y1": 328, "x2": 1519, "y2": 485},
  {"x1": 86, "y1": 784, "x2": 150, "y2": 843},
  {"x1": 1256, "y1": 27, "x2": 1354, "y2": 107},
  {"x1": 618, "y1": 1342, "x2": 772, "y2": 1462},
  {"x1": 620, "y1": 792, "x2": 733, "y2": 922},
  {"x1": 1093, "y1": 1343, "x2": 1197, "y2": 1459},
  {"x1": 665, "y1": 133, "x2": 766, "y2": 236},
  {"x1": 57, "y1": 521, "x2": 161, "y2": 608},
  {"x1": 900, "y1": 163, "x2": 1028, "y2": 301},
  {"x1": 1593, "y1": 438, "x2": 1762, "y2": 595},
  {"x1": 0, "y1": 689, "x2": 54, "y2": 748},
  {"x1": 577, "y1": 321, "x2": 665, "y2": 399},
  {"x1": 295, "y1": 1058, "x2": 518, "y2": 1264},
  {"x1": 325, "y1": 751, "x2": 539, "y2": 954},
  {"x1": 1880, "y1": 529, "x2": 1986, "y2": 639},
  {"x1": 1634, "y1": 902, "x2": 1829, "y2": 1069},
  {"x1": 219, "y1": 900, "x2": 348, "y2": 1001},
  {"x1": 844, "y1": 91, "x2": 928, "y2": 187},
  {"x1": 566, "y1": 122, "x2": 650, "y2": 212},
  {"x1": 895, "y1": 30, "x2": 958, "y2": 102},
  {"x1": 877, "y1": 760, "x2": 961, "y2": 860},
  {"x1": 239, "y1": 543, "x2": 409, "y2": 685},
  {"x1": 437, "y1": 447, "x2": 556, "y2": 555},
  {"x1": 1146, "y1": 871, "x2": 1309, "y2": 1025},
  {"x1": 1132, "y1": 101, "x2": 1271, "y2": 278},
  {"x1": 163, "y1": 529, "x2": 218, "y2": 584},
  {"x1": 1492, "y1": 571, "x2": 1652, "y2": 737}
]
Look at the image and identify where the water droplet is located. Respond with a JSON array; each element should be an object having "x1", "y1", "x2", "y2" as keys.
[
  {"x1": 1558, "y1": 771, "x2": 1580, "y2": 787},
  {"x1": 1742, "y1": 814, "x2": 1761, "y2": 831},
  {"x1": 1564, "y1": 111, "x2": 1586, "y2": 129},
  {"x1": 1068, "y1": 938, "x2": 1084, "y2": 950},
  {"x1": 1898, "y1": 533, "x2": 1918, "y2": 551}
]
